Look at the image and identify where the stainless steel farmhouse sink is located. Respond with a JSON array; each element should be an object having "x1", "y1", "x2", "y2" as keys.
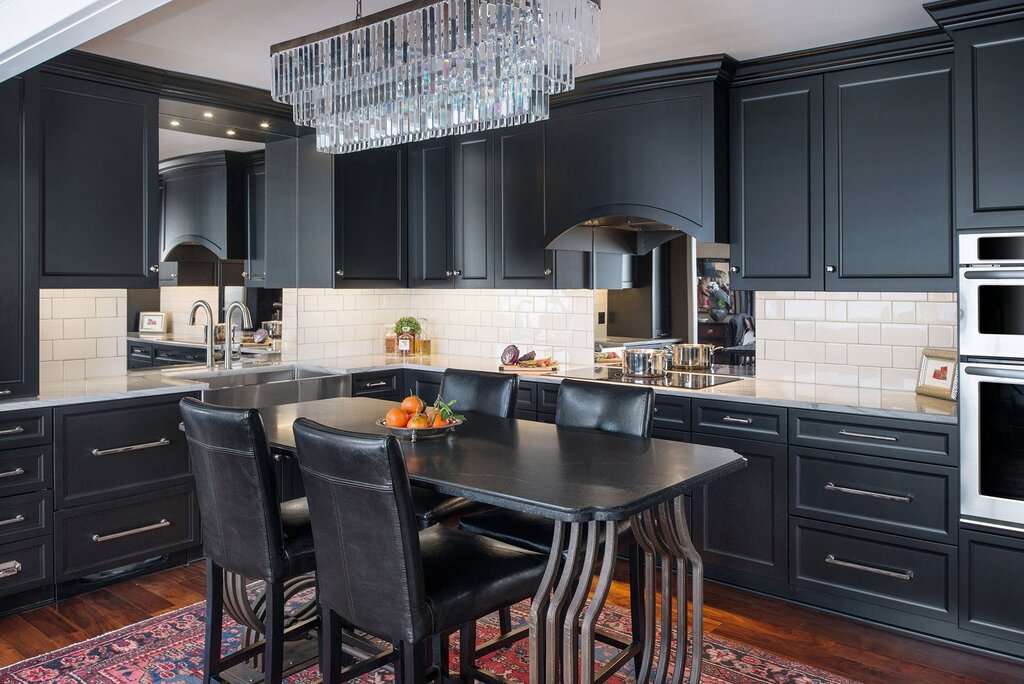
[{"x1": 176, "y1": 366, "x2": 352, "y2": 408}]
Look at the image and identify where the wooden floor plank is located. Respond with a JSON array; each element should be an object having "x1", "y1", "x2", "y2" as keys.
[
  {"x1": 79, "y1": 588, "x2": 153, "y2": 626},
  {"x1": 0, "y1": 615, "x2": 59, "y2": 660},
  {"x1": 107, "y1": 580, "x2": 176, "y2": 615}
]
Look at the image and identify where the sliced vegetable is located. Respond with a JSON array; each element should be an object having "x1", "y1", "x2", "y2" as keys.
[{"x1": 501, "y1": 344, "x2": 521, "y2": 365}]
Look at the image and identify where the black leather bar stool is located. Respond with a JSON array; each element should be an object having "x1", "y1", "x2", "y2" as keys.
[
  {"x1": 411, "y1": 369, "x2": 519, "y2": 529},
  {"x1": 458, "y1": 380, "x2": 655, "y2": 669},
  {"x1": 180, "y1": 397, "x2": 318, "y2": 684},
  {"x1": 292, "y1": 419, "x2": 546, "y2": 683}
]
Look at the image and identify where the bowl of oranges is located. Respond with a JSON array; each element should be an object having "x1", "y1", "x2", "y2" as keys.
[{"x1": 378, "y1": 394, "x2": 465, "y2": 442}]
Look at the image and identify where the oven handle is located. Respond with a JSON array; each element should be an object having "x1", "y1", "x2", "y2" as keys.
[
  {"x1": 961, "y1": 269, "x2": 1024, "y2": 280},
  {"x1": 964, "y1": 366, "x2": 1024, "y2": 380}
]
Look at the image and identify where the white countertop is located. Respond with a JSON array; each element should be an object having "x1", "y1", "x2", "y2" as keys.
[{"x1": 0, "y1": 353, "x2": 958, "y2": 424}]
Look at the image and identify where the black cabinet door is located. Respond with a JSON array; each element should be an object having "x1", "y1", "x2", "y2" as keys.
[
  {"x1": 493, "y1": 124, "x2": 553, "y2": 289},
  {"x1": 408, "y1": 139, "x2": 454, "y2": 288},
  {"x1": 953, "y1": 19, "x2": 1024, "y2": 230},
  {"x1": 729, "y1": 76, "x2": 824, "y2": 291},
  {"x1": 336, "y1": 146, "x2": 407, "y2": 288},
  {"x1": 406, "y1": 370, "x2": 443, "y2": 403},
  {"x1": 0, "y1": 76, "x2": 38, "y2": 399},
  {"x1": 453, "y1": 132, "x2": 494, "y2": 289},
  {"x1": 264, "y1": 138, "x2": 298, "y2": 289},
  {"x1": 244, "y1": 155, "x2": 266, "y2": 287},
  {"x1": 960, "y1": 528, "x2": 1024, "y2": 642},
  {"x1": 691, "y1": 433, "x2": 788, "y2": 581},
  {"x1": 824, "y1": 56, "x2": 955, "y2": 291},
  {"x1": 35, "y1": 72, "x2": 159, "y2": 287},
  {"x1": 159, "y1": 152, "x2": 245, "y2": 261}
]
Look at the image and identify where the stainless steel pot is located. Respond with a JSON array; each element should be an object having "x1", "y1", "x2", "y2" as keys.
[
  {"x1": 669, "y1": 343, "x2": 721, "y2": 370},
  {"x1": 621, "y1": 348, "x2": 669, "y2": 377}
]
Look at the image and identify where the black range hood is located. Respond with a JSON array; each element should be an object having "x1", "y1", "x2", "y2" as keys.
[{"x1": 547, "y1": 214, "x2": 685, "y2": 256}]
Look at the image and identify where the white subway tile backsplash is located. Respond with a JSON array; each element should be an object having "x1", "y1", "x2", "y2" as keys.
[
  {"x1": 848, "y1": 301, "x2": 892, "y2": 323},
  {"x1": 784, "y1": 300, "x2": 826, "y2": 321},
  {"x1": 815, "y1": 321, "x2": 859, "y2": 344},
  {"x1": 916, "y1": 302, "x2": 957, "y2": 326},
  {"x1": 879, "y1": 324, "x2": 929, "y2": 347},
  {"x1": 40, "y1": 289, "x2": 128, "y2": 381}
]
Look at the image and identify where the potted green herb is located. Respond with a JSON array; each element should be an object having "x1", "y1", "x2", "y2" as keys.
[{"x1": 393, "y1": 316, "x2": 422, "y2": 335}]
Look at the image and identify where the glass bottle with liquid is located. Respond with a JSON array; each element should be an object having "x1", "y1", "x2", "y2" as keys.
[
  {"x1": 384, "y1": 327, "x2": 397, "y2": 355},
  {"x1": 414, "y1": 328, "x2": 431, "y2": 356},
  {"x1": 397, "y1": 326, "x2": 414, "y2": 357}
]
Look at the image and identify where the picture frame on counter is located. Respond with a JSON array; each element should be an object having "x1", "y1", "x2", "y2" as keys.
[
  {"x1": 916, "y1": 347, "x2": 958, "y2": 401},
  {"x1": 138, "y1": 311, "x2": 168, "y2": 334}
]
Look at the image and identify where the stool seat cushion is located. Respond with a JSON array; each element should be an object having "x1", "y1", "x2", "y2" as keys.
[{"x1": 459, "y1": 509, "x2": 634, "y2": 555}]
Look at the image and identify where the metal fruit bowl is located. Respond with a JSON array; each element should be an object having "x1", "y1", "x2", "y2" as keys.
[{"x1": 376, "y1": 417, "x2": 464, "y2": 442}]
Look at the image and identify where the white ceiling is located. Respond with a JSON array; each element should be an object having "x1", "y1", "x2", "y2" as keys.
[
  {"x1": 81, "y1": 0, "x2": 937, "y2": 91},
  {"x1": 159, "y1": 128, "x2": 262, "y2": 160}
]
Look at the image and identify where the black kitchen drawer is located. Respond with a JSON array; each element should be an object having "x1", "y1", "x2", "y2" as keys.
[
  {"x1": 791, "y1": 518, "x2": 955, "y2": 622},
  {"x1": 55, "y1": 484, "x2": 199, "y2": 582},
  {"x1": 691, "y1": 399, "x2": 786, "y2": 443},
  {"x1": 0, "y1": 409, "x2": 51, "y2": 450},
  {"x1": 959, "y1": 528, "x2": 1024, "y2": 643},
  {"x1": 54, "y1": 395, "x2": 196, "y2": 508},
  {"x1": 128, "y1": 340, "x2": 152, "y2": 361},
  {"x1": 652, "y1": 427, "x2": 691, "y2": 443},
  {"x1": 653, "y1": 394, "x2": 691, "y2": 432},
  {"x1": 0, "y1": 445, "x2": 52, "y2": 497},
  {"x1": 515, "y1": 409, "x2": 538, "y2": 422},
  {"x1": 789, "y1": 410, "x2": 956, "y2": 466},
  {"x1": 0, "y1": 535, "x2": 52, "y2": 599},
  {"x1": 0, "y1": 491, "x2": 51, "y2": 545},
  {"x1": 791, "y1": 447, "x2": 956, "y2": 544},
  {"x1": 538, "y1": 384, "x2": 559, "y2": 415},
  {"x1": 517, "y1": 381, "x2": 538, "y2": 412},
  {"x1": 152, "y1": 344, "x2": 206, "y2": 366},
  {"x1": 352, "y1": 371, "x2": 401, "y2": 398}
]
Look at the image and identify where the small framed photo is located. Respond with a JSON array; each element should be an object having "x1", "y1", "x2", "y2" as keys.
[
  {"x1": 916, "y1": 347, "x2": 958, "y2": 401},
  {"x1": 138, "y1": 311, "x2": 167, "y2": 334}
]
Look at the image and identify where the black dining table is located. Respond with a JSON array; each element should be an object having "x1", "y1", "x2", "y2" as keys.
[{"x1": 260, "y1": 396, "x2": 747, "y2": 684}]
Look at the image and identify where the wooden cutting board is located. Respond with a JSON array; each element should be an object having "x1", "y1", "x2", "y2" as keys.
[{"x1": 498, "y1": 364, "x2": 559, "y2": 374}]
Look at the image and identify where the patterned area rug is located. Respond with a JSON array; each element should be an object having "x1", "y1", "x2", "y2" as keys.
[{"x1": 0, "y1": 590, "x2": 858, "y2": 683}]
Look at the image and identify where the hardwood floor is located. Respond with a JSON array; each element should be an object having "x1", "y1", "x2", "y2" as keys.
[{"x1": 1, "y1": 561, "x2": 1022, "y2": 683}]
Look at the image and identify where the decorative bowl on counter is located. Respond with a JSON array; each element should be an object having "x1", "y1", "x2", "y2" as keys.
[{"x1": 376, "y1": 417, "x2": 463, "y2": 442}]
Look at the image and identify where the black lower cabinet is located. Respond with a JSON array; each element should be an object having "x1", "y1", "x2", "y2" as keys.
[
  {"x1": 959, "y1": 528, "x2": 1024, "y2": 643},
  {"x1": 351, "y1": 370, "x2": 404, "y2": 402},
  {"x1": 691, "y1": 433, "x2": 788, "y2": 581},
  {"x1": 406, "y1": 370, "x2": 443, "y2": 403}
]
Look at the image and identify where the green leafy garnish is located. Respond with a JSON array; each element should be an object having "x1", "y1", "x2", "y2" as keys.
[
  {"x1": 393, "y1": 316, "x2": 422, "y2": 334},
  {"x1": 433, "y1": 396, "x2": 466, "y2": 423}
]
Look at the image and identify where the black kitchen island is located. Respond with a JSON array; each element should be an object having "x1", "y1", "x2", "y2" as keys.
[{"x1": 258, "y1": 396, "x2": 747, "y2": 683}]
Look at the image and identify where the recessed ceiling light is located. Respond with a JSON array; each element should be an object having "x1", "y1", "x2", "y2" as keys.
[
  {"x1": 226, "y1": 129, "x2": 236, "y2": 136},
  {"x1": 169, "y1": 120, "x2": 181, "y2": 127},
  {"x1": 202, "y1": 111, "x2": 214, "y2": 118},
  {"x1": 259, "y1": 122, "x2": 270, "y2": 129}
]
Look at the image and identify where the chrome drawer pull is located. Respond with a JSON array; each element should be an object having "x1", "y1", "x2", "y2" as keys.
[
  {"x1": 365, "y1": 381, "x2": 389, "y2": 388},
  {"x1": 0, "y1": 390, "x2": 10, "y2": 396},
  {"x1": 825, "y1": 482, "x2": 913, "y2": 503},
  {"x1": 93, "y1": 519, "x2": 170, "y2": 543},
  {"x1": 0, "y1": 515, "x2": 24, "y2": 527},
  {"x1": 722, "y1": 416, "x2": 753, "y2": 425},
  {"x1": 0, "y1": 560, "x2": 21, "y2": 579},
  {"x1": 91, "y1": 437, "x2": 170, "y2": 456},
  {"x1": 838, "y1": 429, "x2": 898, "y2": 442},
  {"x1": 0, "y1": 467, "x2": 24, "y2": 480},
  {"x1": 825, "y1": 554, "x2": 913, "y2": 581},
  {"x1": 0, "y1": 426, "x2": 25, "y2": 436}
]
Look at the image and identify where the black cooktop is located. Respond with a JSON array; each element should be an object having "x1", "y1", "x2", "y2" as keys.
[{"x1": 565, "y1": 366, "x2": 745, "y2": 390}]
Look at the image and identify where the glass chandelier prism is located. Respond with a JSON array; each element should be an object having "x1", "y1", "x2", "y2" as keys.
[{"x1": 270, "y1": 0, "x2": 600, "y2": 154}]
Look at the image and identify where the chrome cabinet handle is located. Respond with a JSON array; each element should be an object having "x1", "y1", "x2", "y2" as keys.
[
  {"x1": 0, "y1": 467, "x2": 24, "y2": 480},
  {"x1": 825, "y1": 554, "x2": 913, "y2": 581},
  {"x1": 446, "y1": 270, "x2": 454, "y2": 277},
  {"x1": 93, "y1": 519, "x2": 170, "y2": 543},
  {"x1": 0, "y1": 515, "x2": 24, "y2": 528},
  {"x1": 839, "y1": 429, "x2": 898, "y2": 443},
  {"x1": 335, "y1": 269, "x2": 344, "y2": 277},
  {"x1": 453, "y1": 270, "x2": 462, "y2": 276},
  {"x1": 825, "y1": 482, "x2": 913, "y2": 503},
  {"x1": 730, "y1": 266, "x2": 739, "y2": 273},
  {"x1": 0, "y1": 390, "x2": 10, "y2": 396},
  {"x1": 722, "y1": 416, "x2": 753, "y2": 425},
  {"x1": 0, "y1": 426, "x2": 24, "y2": 436},
  {"x1": 365, "y1": 381, "x2": 389, "y2": 388},
  {"x1": 241, "y1": 271, "x2": 249, "y2": 278},
  {"x1": 826, "y1": 265, "x2": 836, "y2": 273},
  {"x1": 150, "y1": 265, "x2": 160, "y2": 273},
  {"x1": 0, "y1": 560, "x2": 21, "y2": 579},
  {"x1": 544, "y1": 268, "x2": 553, "y2": 276},
  {"x1": 91, "y1": 437, "x2": 170, "y2": 456}
]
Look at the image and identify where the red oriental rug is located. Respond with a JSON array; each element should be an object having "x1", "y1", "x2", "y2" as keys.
[{"x1": 0, "y1": 593, "x2": 859, "y2": 683}]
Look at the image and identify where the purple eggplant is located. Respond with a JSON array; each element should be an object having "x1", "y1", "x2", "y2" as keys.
[{"x1": 519, "y1": 350, "x2": 536, "y2": 362}]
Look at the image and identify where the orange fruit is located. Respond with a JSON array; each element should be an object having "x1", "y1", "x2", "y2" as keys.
[
  {"x1": 385, "y1": 408, "x2": 409, "y2": 428},
  {"x1": 430, "y1": 413, "x2": 447, "y2": 428},
  {"x1": 407, "y1": 413, "x2": 430, "y2": 429},
  {"x1": 401, "y1": 395, "x2": 425, "y2": 415}
]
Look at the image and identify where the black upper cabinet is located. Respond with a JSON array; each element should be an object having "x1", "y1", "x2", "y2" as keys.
[
  {"x1": 824, "y1": 56, "x2": 954, "y2": 291},
  {"x1": 952, "y1": 18, "x2": 1024, "y2": 230},
  {"x1": 452, "y1": 132, "x2": 494, "y2": 289},
  {"x1": 408, "y1": 139, "x2": 453, "y2": 288},
  {"x1": 159, "y1": 151, "x2": 246, "y2": 261},
  {"x1": 263, "y1": 138, "x2": 297, "y2": 289},
  {"x1": 243, "y1": 152, "x2": 266, "y2": 287},
  {"x1": 0, "y1": 77, "x2": 39, "y2": 400},
  {"x1": 335, "y1": 146, "x2": 407, "y2": 288},
  {"x1": 35, "y1": 72, "x2": 159, "y2": 288},
  {"x1": 493, "y1": 124, "x2": 553, "y2": 288},
  {"x1": 730, "y1": 76, "x2": 824, "y2": 291},
  {"x1": 546, "y1": 83, "x2": 726, "y2": 244}
]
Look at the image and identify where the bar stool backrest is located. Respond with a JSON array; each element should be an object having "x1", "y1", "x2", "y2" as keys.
[
  {"x1": 554, "y1": 379, "x2": 655, "y2": 438},
  {"x1": 438, "y1": 369, "x2": 519, "y2": 418}
]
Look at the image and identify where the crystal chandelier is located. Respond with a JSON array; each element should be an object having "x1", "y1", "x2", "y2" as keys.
[{"x1": 270, "y1": 0, "x2": 600, "y2": 154}]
